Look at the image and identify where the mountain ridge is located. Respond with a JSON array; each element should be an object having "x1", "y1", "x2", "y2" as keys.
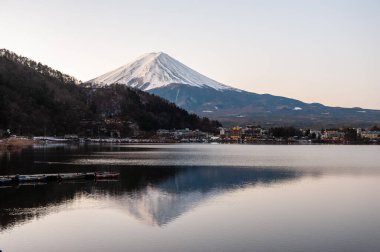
[
  {"x1": 0, "y1": 48, "x2": 81, "y2": 85},
  {"x1": 87, "y1": 52, "x2": 380, "y2": 127}
]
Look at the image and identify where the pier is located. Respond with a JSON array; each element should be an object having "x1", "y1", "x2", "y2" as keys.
[{"x1": 0, "y1": 172, "x2": 119, "y2": 187}]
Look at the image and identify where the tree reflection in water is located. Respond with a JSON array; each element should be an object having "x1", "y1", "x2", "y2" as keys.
[{"x1": 0, "y1": 165, "x2": 301, "y2": 230}]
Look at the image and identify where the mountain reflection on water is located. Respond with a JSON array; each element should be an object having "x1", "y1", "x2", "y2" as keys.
[
  {"x1": 0, "y1": 165, "x2": 300, "y2": 230},
  {"x1": 2, "y1": 144, "x2": 380, "y2": 252}
]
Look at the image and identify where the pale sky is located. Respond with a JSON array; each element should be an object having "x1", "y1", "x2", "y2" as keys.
[{"x1": 1, "y1": 0, "x2": 379, "y2": 109}]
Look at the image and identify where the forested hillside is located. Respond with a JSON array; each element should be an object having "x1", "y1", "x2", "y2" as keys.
[{"x1": 0, "y1": 49, "x2": 220, "y2": 136}]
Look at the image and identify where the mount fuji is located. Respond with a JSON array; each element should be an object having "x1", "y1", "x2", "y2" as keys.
[
  {"x1": 87, "y1": 52, "x2": 380, "y2": 127},
  {"x1": 87, "y1": 52, "x2": 236, "y2": 91}
]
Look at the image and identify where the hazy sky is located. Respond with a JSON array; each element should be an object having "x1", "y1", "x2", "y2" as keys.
[{"x1": 1, "y1": 0, "x2": 379, "y2": 109}]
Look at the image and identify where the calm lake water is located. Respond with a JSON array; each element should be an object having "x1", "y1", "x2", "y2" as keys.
[{"x1": 1, "y1": 144, "x2": 380, "y2": 252}]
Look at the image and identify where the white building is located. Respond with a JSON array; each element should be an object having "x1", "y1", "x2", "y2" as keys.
[
  {"x1": 321, "y1": 130, "x2": 345, "y2": 140},
  {"x1": 361, "y1": 131, "x2": 380, "y2": 140}
]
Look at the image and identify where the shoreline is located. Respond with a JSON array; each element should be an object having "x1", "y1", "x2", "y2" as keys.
[
  {"x1": 33, "y1": 139, "x2": 380, "y2": 146},
  {"x1": 0, "y1": 137, "x2": 39, "y2": 151},
  {"x1": 1, "y1": 136, "x2": 379, "y2": 150}
]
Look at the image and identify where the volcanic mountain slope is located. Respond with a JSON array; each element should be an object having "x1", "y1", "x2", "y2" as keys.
[
  {"x1": 87, "y1": 52, "x2": 235, "y2": 91},
  {"x1": 87, "y1": 52, "x2": 380, "y2": 128},
  {"x1": 0, "y1": 49, "x2": 220, "y2": 136}
]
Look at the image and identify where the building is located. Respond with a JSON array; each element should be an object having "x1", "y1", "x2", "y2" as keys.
[
  {"x1": 156, "y1": 128, "x2": 207, "y2": 141},
  {"x1": 243, "y1": 125, "x2": 264, "y2": 140},
  {"x1": 219, "y1": 127, "x2": 225, "y2": 136},
  {"x1": 321, "y1": 130, "x2": 345, "y2": 140},
  {"x1": 310, "y1": 130, "x2": 322, "y2": 139},
  {"x1": 64, "y1": 134, "x2": 79, "y2": 140},
  {"x1": 361, "y1": 131, "x2": 380, "y2": 140},
  {"x1": 230, "y1": 126, "x2": 243, "y2": 141}
]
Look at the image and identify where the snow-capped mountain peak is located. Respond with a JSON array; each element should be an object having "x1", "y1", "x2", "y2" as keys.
[{"x1": 87, "y1": 52, "x2": 236, "y2": 91}]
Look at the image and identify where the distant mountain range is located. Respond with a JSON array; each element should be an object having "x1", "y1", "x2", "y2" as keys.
[
  {"x1": 0, "y1": 49, "x2": 220, "y2": 136},
  {"x1": 88, "y1": 52, "x2": 380, "y2": 127}
]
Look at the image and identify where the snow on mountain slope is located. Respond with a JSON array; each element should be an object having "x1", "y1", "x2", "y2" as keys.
[{"x1": 87, "y1": 52, "x2": 237, "y2": 91}]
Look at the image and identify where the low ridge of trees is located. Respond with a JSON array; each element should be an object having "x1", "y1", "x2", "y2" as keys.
[{"x1": 369, "y1": 125, "x2": 380, "y2": 131}]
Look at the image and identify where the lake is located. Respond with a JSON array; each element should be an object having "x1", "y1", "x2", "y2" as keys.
[{"x1": 1, "y1": 144, "x2": 380, "y2": 252}]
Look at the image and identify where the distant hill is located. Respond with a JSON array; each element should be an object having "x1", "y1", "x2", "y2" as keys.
[
  {"x1": 0, "y1": 49, "x2": 220, "y2": 136},
  {"x1": 150, "y1": 84, "x2": 380, "y2": 128},
  {"x1": 81, "y1": 84, "x2": 221, "y2": 135},
  {"x1": 87, "y1": 52, "x2": 380, "y2": 128}
]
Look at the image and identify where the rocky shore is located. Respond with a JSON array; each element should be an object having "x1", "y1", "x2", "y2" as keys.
[{"x1": 0, "y1": 137, "x2": 38, "y2": 151}]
